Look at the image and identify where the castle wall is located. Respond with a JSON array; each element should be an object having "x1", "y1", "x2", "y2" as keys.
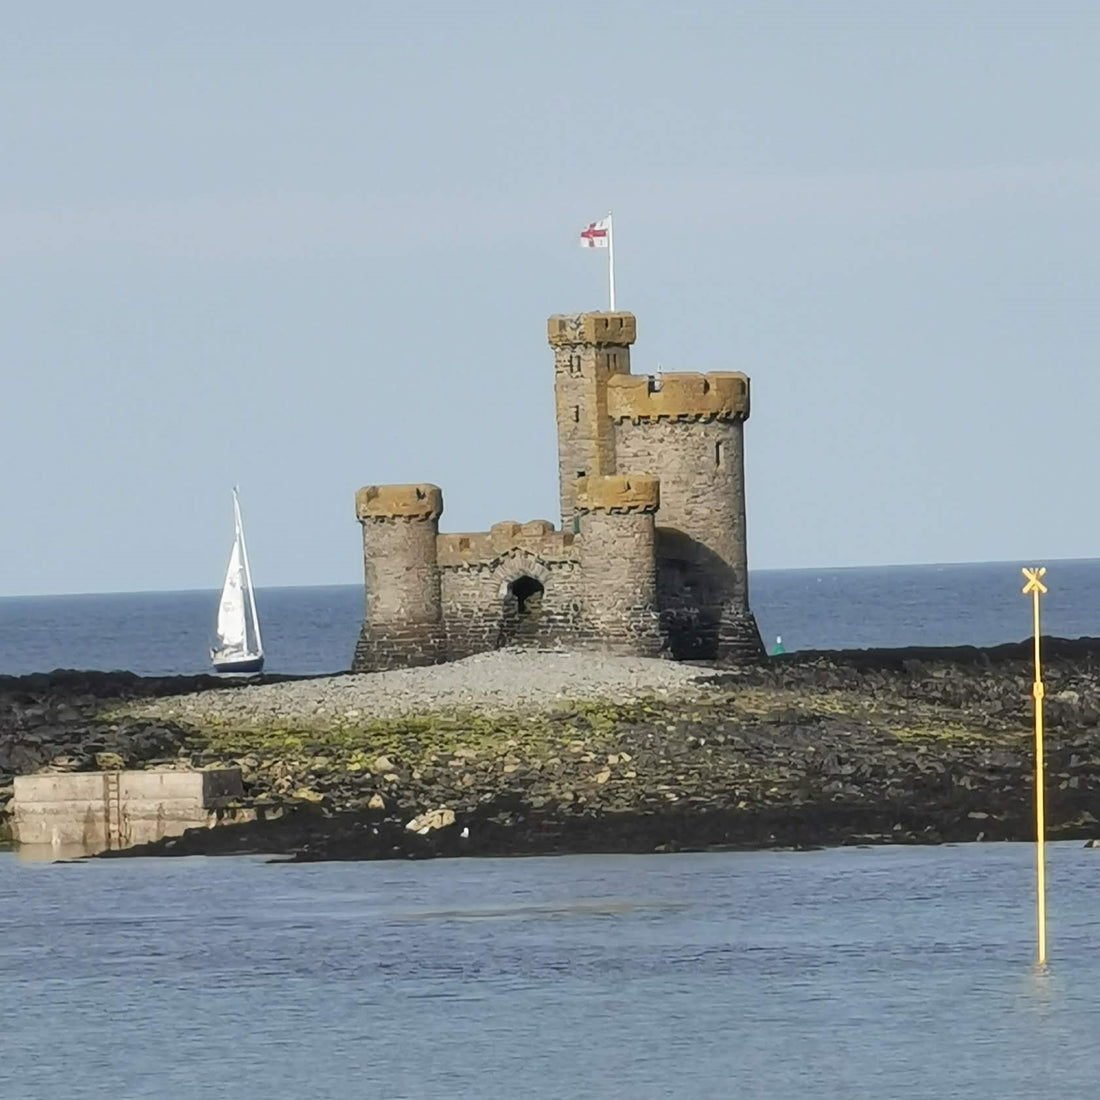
[
  {"x1": 440, "y1": 558, "x2": 583, "y2": 658},
  {"x1": 576, "y1": 475, "x2": 662, "y2": 656},
  {"x1": 548, "y1": 312, "x2": 634, "y2": 528},
  {"x1": 352, "y1": 484, "x2": 446, "y2": 672},
  {"x1": 438, "y1": 520, "x2": 582, "y2": 658},
  {"x1": 609, "y1": 373, "x2": 763, "y2": 660}
]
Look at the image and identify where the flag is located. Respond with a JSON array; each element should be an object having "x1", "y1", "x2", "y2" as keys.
[
  {"x1": 579, "y1": 216, "x2": 611, "y2": 249},
  {"x1": 578, "y1": 212, "x2": 616, "y2": 310}
]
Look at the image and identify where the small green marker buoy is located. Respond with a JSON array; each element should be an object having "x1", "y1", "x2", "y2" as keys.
[{"x1": 771, "y1": 635, "x2": 785, "y2": 656}]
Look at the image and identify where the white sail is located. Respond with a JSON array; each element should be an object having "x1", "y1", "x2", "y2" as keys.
[
  {"x1": 212, "y1": 487, "x2": 263, "y2": 670},
  {"x1": 215, "y1": 537, "x2": 248, "y2": 654},
  {"x1": 236, "y1": 490, "x2": 263, "y2": 657}
]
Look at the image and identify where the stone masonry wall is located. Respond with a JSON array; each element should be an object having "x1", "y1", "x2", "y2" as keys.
[
  {"x1": 353, "y1": 485, "x2": 446, "y2": 672},
  {"x1": 437, "y1": 518, "x2": 583, "y2": 659},
  {"x1": 576, "y1": 475, "x2": 663, "y2": 657},
  {"x1": 441, "y1": 556, "x2": 583, "y2": 659},
  {"x1": 612, "y1": 409, "x2": 763, "y2": 660},
  {"x1": 548, "y1": 313, "x2": 634, "y2": 528}
]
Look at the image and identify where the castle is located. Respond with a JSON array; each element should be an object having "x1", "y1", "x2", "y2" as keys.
[{"x1": 351, "y1": 311, "x2": 763, "y2": 671}]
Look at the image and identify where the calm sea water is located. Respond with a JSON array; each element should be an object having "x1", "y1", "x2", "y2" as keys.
[
  {"x1": 1, "y1": 559, "x2": 1099, "y2": 676},
  {"x1": 4, "y1": 842, "x2": 1099, "y2": 1099}
]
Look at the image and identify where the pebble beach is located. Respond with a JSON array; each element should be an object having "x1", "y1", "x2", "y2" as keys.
[{"x1": 124, "y1": 648, "x2": 717, "y2": 725}]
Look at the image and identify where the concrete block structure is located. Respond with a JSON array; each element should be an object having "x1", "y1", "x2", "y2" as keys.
[
  {"x1": 352, "y1": 311, "x2": 763, "y2": 671},
  {"x1": 12, "y1": 768, "x2": 243, "y2": 852}
]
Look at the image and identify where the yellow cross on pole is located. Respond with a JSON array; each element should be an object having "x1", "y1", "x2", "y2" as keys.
[{"x1": 1021, "y1": 566, "x2": 1048, "y2": 966}]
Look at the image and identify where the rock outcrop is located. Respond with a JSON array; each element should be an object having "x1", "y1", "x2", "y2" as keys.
[{"x1": 3, "y1": 641, "x2": 1100, "y2": 860}]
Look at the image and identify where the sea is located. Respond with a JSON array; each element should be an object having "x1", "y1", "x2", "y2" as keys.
[
  {"x1": 2, "y1": 558, "x2": 1100, "y2": 677},
  {"x1": 5, "y1": 560, "x2": 1100, "y2": 1098},
  {"x1": 3, "y1": 844, "x2": 1099, "y2": 1098}
]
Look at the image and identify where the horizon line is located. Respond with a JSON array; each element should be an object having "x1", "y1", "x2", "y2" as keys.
[{"x1": 3, "y1": 554, "x2": 1097, "y2": 601}]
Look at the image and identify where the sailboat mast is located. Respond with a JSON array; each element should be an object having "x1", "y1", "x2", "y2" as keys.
[{"x1": 235, "y1": 487, "x2": 264, "y2": 654}]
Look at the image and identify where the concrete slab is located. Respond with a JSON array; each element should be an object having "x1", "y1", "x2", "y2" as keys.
[{"x1": 12, "y1": 768, "x2": 243, "y2": 852}]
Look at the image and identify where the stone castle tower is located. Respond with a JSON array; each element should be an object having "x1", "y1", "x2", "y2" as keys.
[{"x1": 352, "y1": 311, "x2": 763, "y2": 671}]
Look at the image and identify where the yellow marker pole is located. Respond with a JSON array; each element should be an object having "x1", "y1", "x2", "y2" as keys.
[{"x1": 1021, "y1": 566, "x2": 1048, "y2": 966}]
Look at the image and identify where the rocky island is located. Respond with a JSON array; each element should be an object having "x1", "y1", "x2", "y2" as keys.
[{"x1": 3, "y1": 639, "x2": 1099, "y2": 861}]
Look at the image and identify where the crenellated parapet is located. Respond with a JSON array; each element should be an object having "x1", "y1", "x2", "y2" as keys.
[
  {"x1": 355, "y1": 484, "x2": 443, "y2": 522},
  {"x1": 574, "y1": 474, "x2": 660, "y2": 514},
  {"x1": 437, "y1": 520, "x2": 578, "y2": 569},
  {"x1": 547, "y1": 312, "x2": 636, "y2": 348},
  {"x1": 606, "y1": 372, "x2": 750, "y2": 422}
]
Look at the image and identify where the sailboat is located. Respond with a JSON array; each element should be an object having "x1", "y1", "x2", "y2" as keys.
[{"x1": 211, "y1": 487, "x2": 264, "y2": 673}]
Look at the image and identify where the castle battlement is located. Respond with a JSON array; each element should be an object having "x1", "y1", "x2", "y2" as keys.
[
  {"x1": 574, "y1": 474, "x2": 660, "y2": 514},
  {"x1": 547, "y1": 311, "x2": 636, "y2": 348},
  {"x1": 606, "y1": 372, "x2": 750, "y2": 422},
  {"x1": 437, "y1": 522, "x2": 577, "y2": 568},
  {"x1": 352, "y1": 309, "x2": 763, "y2": 672},
  {"x1": 356, "y1": 484, "x2": 443, "y2": 522}
]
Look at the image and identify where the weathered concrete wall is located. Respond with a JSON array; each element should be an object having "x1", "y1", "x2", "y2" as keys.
[
  {"x1": 353, "y1": 484, "x2": 446, "y2": 672},
  {"x1": 548, "y1": 312, "x2": 634, "y2": 528},
  {"x1": 12, "y1": 768, "x2": 243, "y2": 851},
  {"x1": 576, "y1": 475, "x2": 662, "y2": 656},
  {"x1": 611, "y1": 377, "x2": 763, "y2": 660}
]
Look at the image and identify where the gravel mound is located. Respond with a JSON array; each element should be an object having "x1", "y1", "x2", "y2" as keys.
[{"x1": 127, "y1": 648, "x2": 717, "y2": 725}]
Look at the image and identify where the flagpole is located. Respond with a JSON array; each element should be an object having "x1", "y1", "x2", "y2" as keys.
[{"x1": 607, "y1": 211, "x2": 616, "y2": 311}]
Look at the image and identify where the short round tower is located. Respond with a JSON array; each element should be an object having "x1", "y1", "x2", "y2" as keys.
[
  {"x1": 352, "y1": 484, "x2": 445, "y2": 672},
  {"x1": 607, "y1": 372, "x2": 763, "y2": 660},
  {"x1": 575, "y1": 474, "x2": 663, "y2": 657}
]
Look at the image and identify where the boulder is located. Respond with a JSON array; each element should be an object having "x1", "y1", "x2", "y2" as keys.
[{"x1": 405, "y1": 807, "x2": 456, "y2": 835}]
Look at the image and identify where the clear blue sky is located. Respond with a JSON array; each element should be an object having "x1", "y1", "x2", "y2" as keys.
[{"x1": 3, "y1": 1, "x2": 1099, "y2": 596}]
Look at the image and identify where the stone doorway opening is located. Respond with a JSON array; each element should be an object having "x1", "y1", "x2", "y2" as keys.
[
  {"x1": 511, "y1": 575, "x2": 544, "y2": 618},
  {"x1": 498, "y1": 574, "x2": 545, "y2": 647}
]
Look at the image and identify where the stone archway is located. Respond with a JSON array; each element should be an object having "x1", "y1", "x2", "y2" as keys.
[
  {"x1": 493, "y1": 552, "x2": 552, "y2": 649},
  {"x1": 497, "y1": 573, "x2": 545, "y2": 647}
]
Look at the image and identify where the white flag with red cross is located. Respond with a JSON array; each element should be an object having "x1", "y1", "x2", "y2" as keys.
[
  {"x1": 579, "y1": 216, "x2": 611, "y2": 249},
  {"x1": 579, "y1": 213, "x2": 616, "y2": 309}
]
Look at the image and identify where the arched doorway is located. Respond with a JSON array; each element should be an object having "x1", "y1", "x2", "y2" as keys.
[
  {"x1": 511, "y1": 575, "x2": 544, "y2": 617},
  {"x1": 497, "y1": 574, "x2": 545, "y2": 647}
]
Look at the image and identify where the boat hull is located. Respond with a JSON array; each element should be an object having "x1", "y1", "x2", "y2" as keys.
[{"x1": 211, "y1": 653, "x2": 264, "y2": 674}]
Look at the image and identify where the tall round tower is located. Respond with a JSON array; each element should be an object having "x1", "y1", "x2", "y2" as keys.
[
  {"x1": 575, "y1": 474, "x2": 663, "y2": 657},
  {"x1": 607, "y1": 373, "x2": 763, "y2": 660},
  {"x1": 547, "y1": 312, "x2": 635, "y2": 529},
  {"x1": 352, "y1": 483, "x2": 445, "y2": 672}
]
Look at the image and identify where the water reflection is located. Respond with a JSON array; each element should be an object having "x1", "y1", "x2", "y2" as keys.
[{"x1": 13, "y1": 839, "x2": 104, "y2": 862}]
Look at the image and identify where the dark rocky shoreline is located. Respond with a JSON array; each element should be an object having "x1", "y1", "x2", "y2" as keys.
[{"x1": 3, "y1": 639, "x2": 1100, "y2": 861}]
